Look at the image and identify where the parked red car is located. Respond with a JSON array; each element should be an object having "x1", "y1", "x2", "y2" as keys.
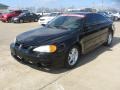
[
  {"x1": 0, "y1": 10, "x2": 22, "y2": 22},
  {"x1": 0, "y1": 13, "x2": 2, "y2": 19}
]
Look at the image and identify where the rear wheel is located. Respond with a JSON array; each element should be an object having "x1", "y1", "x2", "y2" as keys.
[
  {"x1": 34, "y1": 18, "x2": 38, "y2": 22},
  {"x1": 7, "y1": 18, "x2": 12, "y2": 23},
  {"x1": 19, "y1": 19, "x2": 24, "y2": 23},
  {"x1": 104, "y1": 31, "x2": 113, "y2": 46},
  {"x1": 114, "y1": 17, "x2": 118, "y2": 21},
  {"x1": 65, "y1": 46, "x2": 80, "y2": 69},
  {"x1": 2, "y1": 21, "x2": 6, "y2": 23}
]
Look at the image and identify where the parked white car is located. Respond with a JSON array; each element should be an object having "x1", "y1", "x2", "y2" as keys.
[
  {"x1": 109, "y1": 12, "x2": 120, "y2": 21},
  {"x1": 113, "y1": 12, "x2": 120, "y2": 20},
  {"x1": 38, "y1": 12, "x2": 62, "y2": 25}
]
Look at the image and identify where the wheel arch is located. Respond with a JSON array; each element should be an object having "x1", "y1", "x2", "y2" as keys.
[
  {"x1": 72, "y1": 41, "x2": 83, "y2": 54},
  {"x1": 109, "y1": 24, "x2": 115, "y2": 35},
  {"x1": 7, "y1": 16, "x2": 12, "y2": 21}
]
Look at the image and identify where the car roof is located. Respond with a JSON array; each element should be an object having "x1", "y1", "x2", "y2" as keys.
[{"x1": 64, "y1": 12, "x2": 98, "y2": 17}]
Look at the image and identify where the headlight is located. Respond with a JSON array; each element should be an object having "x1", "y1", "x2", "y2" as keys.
[
  {"x1": 4, "y1": 15, "x2": 7, "y2": 18},
  {"x1": 14, "y1": 18, "x2": 18, "y2": 20},
  {"x1": 33, "y1": 45, "x2": 57, "y2": 53}
]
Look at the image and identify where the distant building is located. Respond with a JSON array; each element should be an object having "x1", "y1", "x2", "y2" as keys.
[
  {"x1": 80, "y1": 8, "x2": 97, "y2": 12},
  {"x1": 68, "y1": 8, "x2": 97, "y2": 13},
  {"x1": 0, "y1": 3, "x2": 9, "y2": 12}
]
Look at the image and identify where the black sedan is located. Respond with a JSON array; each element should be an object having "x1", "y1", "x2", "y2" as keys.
[
  {"x1": 12, "y1": 13, "x2": 39, "y2": 23},
  {"x1": 10, "y1": 13, "x2": 115, "y2": 68}
]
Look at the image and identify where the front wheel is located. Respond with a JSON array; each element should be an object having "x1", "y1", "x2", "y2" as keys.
[{"x1": 65, "y1": 46, "x2": 80, "y2": 69}]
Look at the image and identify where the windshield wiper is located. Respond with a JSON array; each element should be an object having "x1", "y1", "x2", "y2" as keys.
[
  {"x1": 46, "y1": 25, "x2": 68, "y2": 29},
  {"x1": 46, "y1": 25, "x2": 54, "y2": 28},
  {"x1": 54, "y1": 25, "x2": 68, "y2": 29}
]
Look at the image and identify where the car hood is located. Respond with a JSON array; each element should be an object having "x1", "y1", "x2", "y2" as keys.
[
  {"x1": 2, "y1": 13, "x2": 11, "y2": 17},
  {"x1": 16, "y1": 27, "x2": 70, "y2": 46},
  {"x1": 40, "y1": 16, "x2": 55, "y2": 20}
]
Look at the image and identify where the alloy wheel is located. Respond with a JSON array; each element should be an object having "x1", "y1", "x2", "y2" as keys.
[{"x1": 68, "y1": 47, "x2": 79, "y2": 66}]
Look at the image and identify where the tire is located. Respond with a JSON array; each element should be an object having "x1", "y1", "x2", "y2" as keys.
[
  {"x1": 64, "y1": 45, "x2": 80, "y2": 69},
  {"x1": 104, "y1": 31, "x2": 113, "y2": 46},
  {"x1": 114, "y1": 17, "x2": 118, "y2": 21},
  {"x1": 34, "y1": 18, "x2": 38, "y2": 22},
  {"x1": 19, "y1": 19, "x2": 24, "y2": 23},
  {"x1": 7, "y1": 18, "x2": 12, "y2": 23},
  {"x1": 2, "y1": 21, "x2": 6, "y2": 23}
]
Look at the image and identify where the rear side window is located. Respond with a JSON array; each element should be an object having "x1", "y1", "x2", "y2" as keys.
[
  {"x1": 95, "y1": 14, "x2": 107, "y2": 23},
  {"x1": 86, "y1": 14, "x2": 107, "y2": 26},
  {"x1": 15, "y1": 11, "x2": 21, "y2": 14}
]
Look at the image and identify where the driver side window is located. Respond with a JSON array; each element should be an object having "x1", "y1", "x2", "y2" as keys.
[{"x1": 85, "y1": 14, "x2": 97, "y2": 26}]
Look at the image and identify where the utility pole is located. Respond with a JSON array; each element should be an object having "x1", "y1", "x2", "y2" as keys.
[
  {"x1": 92, "y1": 1, "x2": 96, "y2": 9},
  {"x1": 102, "y1": 0, "x2": 104, "y2": 9}
]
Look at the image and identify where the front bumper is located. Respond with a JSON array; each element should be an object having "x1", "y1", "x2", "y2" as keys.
[
  {"x1": 0, "y1": 18, "x2": 7, "y2": 22},
  {"x1": 10, "y1": 43, "x2": 66, "y2": 67},
  {"x1": 38, "y1": 20, "x2": 48, "y2": 25},
  {"x1": 12, "y1": 19, "x2": 19, "y2": 23}
]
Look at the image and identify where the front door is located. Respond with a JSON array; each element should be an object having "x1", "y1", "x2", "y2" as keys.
[{"x1": 80, "y1": 14, "x2": 108, "y2": 54}]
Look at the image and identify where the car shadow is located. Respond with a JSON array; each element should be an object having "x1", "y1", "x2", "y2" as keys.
[
  {"x1": 76, "y1": 37, "x2": 120, "y2": 67},
  {"x1": 14, "y1": 37, "x2": 120, "y2": 74}
]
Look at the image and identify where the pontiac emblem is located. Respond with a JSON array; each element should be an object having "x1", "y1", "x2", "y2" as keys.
[{"x1": 19, "y1": 44, "x2": 22, "y2": 50}]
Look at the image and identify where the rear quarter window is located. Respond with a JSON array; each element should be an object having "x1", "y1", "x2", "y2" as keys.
[
  {"x1": 95, "y1": 14, "x2": 108, "y2": 23},
  {"x1": 85, "y1": 14, "x2": 108, "y2": 26}
]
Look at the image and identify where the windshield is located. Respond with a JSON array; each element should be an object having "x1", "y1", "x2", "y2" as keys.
[
  {"x1": 19, "y1": 13, "x2": 26, "y2": 16},
  {"x1": 47, "y1": 15, "x2": 83, "y2": 29}
]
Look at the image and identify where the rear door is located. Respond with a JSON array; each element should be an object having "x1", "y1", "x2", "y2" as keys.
[
  {"x1": 25, "y1": 13, "x2": 31, "y2": 22},
  {"x1": 94, "y1": 14, "x2": 109, "y2": 45},
  {"x1": 29, "y1": 13, "x2": 36, "y2": 21},
  {"x1": 22, "y1": 14, "x2": 28, "y2": 22}
]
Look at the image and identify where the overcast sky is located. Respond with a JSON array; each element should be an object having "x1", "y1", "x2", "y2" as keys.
[{"x1": 0, "y1": 0, "x2": 118, "y2": 9}]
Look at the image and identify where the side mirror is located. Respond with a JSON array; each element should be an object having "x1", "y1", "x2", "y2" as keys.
[{"x1": 41, "y1": 24, "x2": 46, "y2": 27}]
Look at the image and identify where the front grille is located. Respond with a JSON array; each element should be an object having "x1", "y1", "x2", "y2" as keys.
[
  {"x1": 15, "y1": 42, "x2": 20, "y2": 47},
  {"x1": 22, "y1": 44, "x2": 30, "y2": 49},
  {"x1": 15, "y1": 42, "x2": 32, "y2": 50}
]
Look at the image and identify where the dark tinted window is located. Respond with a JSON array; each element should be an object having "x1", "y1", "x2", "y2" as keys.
[
  {"x1": 15, "y1": 11, "x2": 21, "y2": 14},
  {"x1": 47, "y1": 16, "x2": 83, "y2": 29},
  {"x1": 30, "y1": 13, "x2": 36, "y2": 16},
  {"x1": 26, "y1": 13, "x2": 31, "y2": 16},
  {"x1": 30, "y1": 13, "x2": 34, "y2": 15},
  {"x1": 86, "y1": 14, "x2": 97, "y2": 25},
  {"x1": 86, "y1": 14, "x2": 107, "y2": 26},
  {"x1": 95, "y1": 14, "x2": 107, "y2": 23}
]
